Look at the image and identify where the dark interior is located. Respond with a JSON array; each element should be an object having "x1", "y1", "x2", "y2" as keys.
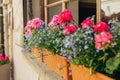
[{"x1": 79, "y1": 2, "x2": 96, "y2": 23}]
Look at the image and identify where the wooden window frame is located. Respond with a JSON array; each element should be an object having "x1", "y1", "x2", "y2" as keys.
[
  {"x1": 44, "y1": 0, "x2": 70, "y2": 24},
  {"x1": 43, "y1": 0, "x2": 101, "y2": 24},
  {"x1": 96, "y1": 0, "x2": 101, "y2": 22}
]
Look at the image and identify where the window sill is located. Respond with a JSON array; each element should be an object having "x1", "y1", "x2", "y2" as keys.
[{"x1": 22, "y1": 50, "x2": 64, "y2": 80}]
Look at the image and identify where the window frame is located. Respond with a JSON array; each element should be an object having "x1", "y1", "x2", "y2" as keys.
[{"x1": 44, "y1": 0, "x2": 69, "y2": 24}]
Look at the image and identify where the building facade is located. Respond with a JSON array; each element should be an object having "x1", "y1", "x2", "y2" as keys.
[{"x1": 1, "y1": 0, "x2": 119, "y2": 80}]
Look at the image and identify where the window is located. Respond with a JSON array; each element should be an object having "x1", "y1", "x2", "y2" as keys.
[
  {"x1": 23, "y1": 0, "x2": 101, "y2": 26},
  {"x1": 44, "y1": 0, "x2": 70, "y2": 24}
]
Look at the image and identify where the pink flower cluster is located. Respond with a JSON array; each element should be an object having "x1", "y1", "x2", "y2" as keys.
[
  {"x1": 25, "y1": 18, "x2": 42, "y2": 35},
  {"x1": 48, "y1": 15, "x2": 59, "y2": 28},
  {"x1": 48, "y1": 9, "x2": 73, "y2": 28},
  {"x1": 81, "y1": 19, "x2": 113, "y2": 50},
  {"x1": 94, "y1": 22, "x2": 110, "y2": 32},
  {"x1": 81, "y1": 19, "x2": 94, "y2": 29},
  {"x1": 58, "y1": 9, "x2": 73, "y2": 24},
  {"x1": 48, "y1": 9, "x2": 77, "y2": 35},
  {"x1": 95, "y1": 31, "x2": 112, "y2": 50},
  {"x1": 63, "y1": 25, "x2": 77, "y2": 35},
  {"x1": 0, "y1": 53, "x2": 9, "y2": 61},
  {"x1": 94, "y1": 22, "x2": 112, "y2": 50}
]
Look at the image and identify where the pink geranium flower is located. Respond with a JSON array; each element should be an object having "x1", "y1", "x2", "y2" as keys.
[
  {"x1": 48, "y1": 15, "x2": 59, "y2": 27},
  {"x1": 100, "y1": 31, "x2": 112, "y2": 44},
  {"x1": 25, "y1": 31, "x2": 32, "y2": 35},
  {"x1": 25, "y1": 18, "x2": 42, "y2": 35},
  {"x1": 63, "y1": 25, "x2": 77, "y2": 35},
  {"x1": 94, "y1": 31, "x2": 112, "y2": 50},
  {"x1": 25, "y1": 25, "x2": 32, "y2": 35},
  {"x1": 58, "y1": 9, "x2": 73, "y2": 24},
  {"x1": 81, "y1": 19, "x2": 94, "y2": 28},
  {"x1": 5, "y1": 55, "x2": 10, "y2": 61},
  {"x1": 0, "y1": 53, "x2": 4, "y2": 61},
  {"x1": 94, "y1": 22, "x2": 110, "y2": 32},
  {"x1": 25, "y1": 25, "x2": 32, "y2": 31},
  {"x1": 26, "y1": 20, "x2": 33, "y2": 26},
  {"x1": 94, "y1": 34, "x2": 102, "y2": 43},
  {"x1": 32, "y1": 18, "x2": 42, "y2": 29},
  {"x1": 95, "y1": 42, "x2": 101, "y2": 50}
]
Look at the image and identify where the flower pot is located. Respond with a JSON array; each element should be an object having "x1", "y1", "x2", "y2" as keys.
[
  {"x1": 70, "y1": 63, "x2": 114, "y2": 80},
  {"x1": 31, "y1": 48, "x2": 43, "y2": 62},
  {"x1": 0, "y1": 63, "x2": 10, "y2": 80},
  {"x1": 43, "y1": 48, "x2": 71, "y2": 80}
]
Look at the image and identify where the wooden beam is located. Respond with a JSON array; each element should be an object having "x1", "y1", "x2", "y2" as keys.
[
  {"x1": 44, "y1": 0, "x2": 48, "y2": 24},
  {"x1": 62, "y1": 0, "x2": 66, "y2": 10},
  {"x1": 80, "y1": 2, "x2": 96, "y2": 8},
  {"x1": 96, "y1": 0, "x2": 101, "y2": 22},
  {"x1": 46, "y1": 0, "x2": 69, "y2": 8}
]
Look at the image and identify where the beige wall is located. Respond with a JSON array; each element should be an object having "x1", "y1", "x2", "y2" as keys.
[{"x1": 12, "y1": 0, "x2": 39, "y2": 80}]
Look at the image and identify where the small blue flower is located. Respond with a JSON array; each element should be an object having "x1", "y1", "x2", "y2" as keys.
[
  {"x1": 60, "y1": 52, "x2": 66, "y2": 57},
  {"x1": 68, "y1": 55, "x2": 73, "y2": 60},
  {"x1": 84, "y1": 45, "x2": 88, "y2": 49},
  {"x1": 25, "y1": 45, "x2": 30, "y2": 52}
]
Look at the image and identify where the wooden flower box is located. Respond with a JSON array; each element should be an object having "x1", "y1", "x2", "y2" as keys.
[
  {"x1": 31, "y1": 48, "x2": 43, "y2": 62},
  {"x1": 70, "y1": 63, "x2": 114, "y2": 80},
  {"x1": 42, "y1": 48, "x2": 72, "y2": 80}
]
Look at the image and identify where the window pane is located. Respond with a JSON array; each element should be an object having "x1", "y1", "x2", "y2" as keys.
[
  {"x1": 32, "y1": 0, "x2": 41, "y2": 18},
  {"x1": 48, "y1": 4, "x2": 62, "y2": 22},
  {"x1": 67, "y1": 0, "x2": 79, "y2": 24},
  {"x1": 48, "y1": 0, "x2": 61, "y2": 4},
  {"x1": 101, "y1": 0, "x2": 120, "y2": 22}
]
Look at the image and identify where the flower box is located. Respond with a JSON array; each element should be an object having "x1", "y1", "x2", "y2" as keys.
[
  {"x1": 70, "y1": 63, "x2": 114, "y2": 80},
  {"x1": 0, "y1": 63, "x2": 10, "y2": 80},
  {"x1": 42, "y1": 48, "x2": 71, "y2": 80},
  {"x1": 31, "y1": 48, "x2": 43, "y2": 62},
  {"x1": 24, "y1": 9, "x2": 120, "y2": 80}
]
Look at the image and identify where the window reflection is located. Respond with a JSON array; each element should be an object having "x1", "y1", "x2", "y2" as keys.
[{"x1": 101, "y1": 0, "x2": 120, "y2": 22}]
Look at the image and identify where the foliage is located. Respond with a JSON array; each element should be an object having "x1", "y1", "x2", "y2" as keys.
[
  {"x1": 28, "y1": 27, "x2": 65, "y2": 54},
  {"x1": 104, "y1": 20, "x2": 120, "y2": 77}
]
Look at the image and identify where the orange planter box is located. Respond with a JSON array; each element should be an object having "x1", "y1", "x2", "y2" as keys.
[
  {"x1": 70, "y1": 63, "x2": 114, "y2": 80},
  {"x1": 31, "y1": 48, "x2": 43, "y2": 62},
  {"x1": 42, "y1": 48, "x2": 71, "y2": 80}
]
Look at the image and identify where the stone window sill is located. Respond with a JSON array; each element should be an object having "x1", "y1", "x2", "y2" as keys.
[{"x1": 22, "y1": 50, "x2": 64, "y2": 80}]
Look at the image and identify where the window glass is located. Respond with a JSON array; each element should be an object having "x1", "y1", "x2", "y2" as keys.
[
  {"x1": 48, "y1": 0, "x2": 61, "y2": 4},
  {"x1": 48, "y1": 4, "x2": 62, "y2": 22}
]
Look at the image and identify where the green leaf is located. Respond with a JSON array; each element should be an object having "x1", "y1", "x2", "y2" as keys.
[{"x1": 105, "y1": 57, "x2": 120, "y2": 74}]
